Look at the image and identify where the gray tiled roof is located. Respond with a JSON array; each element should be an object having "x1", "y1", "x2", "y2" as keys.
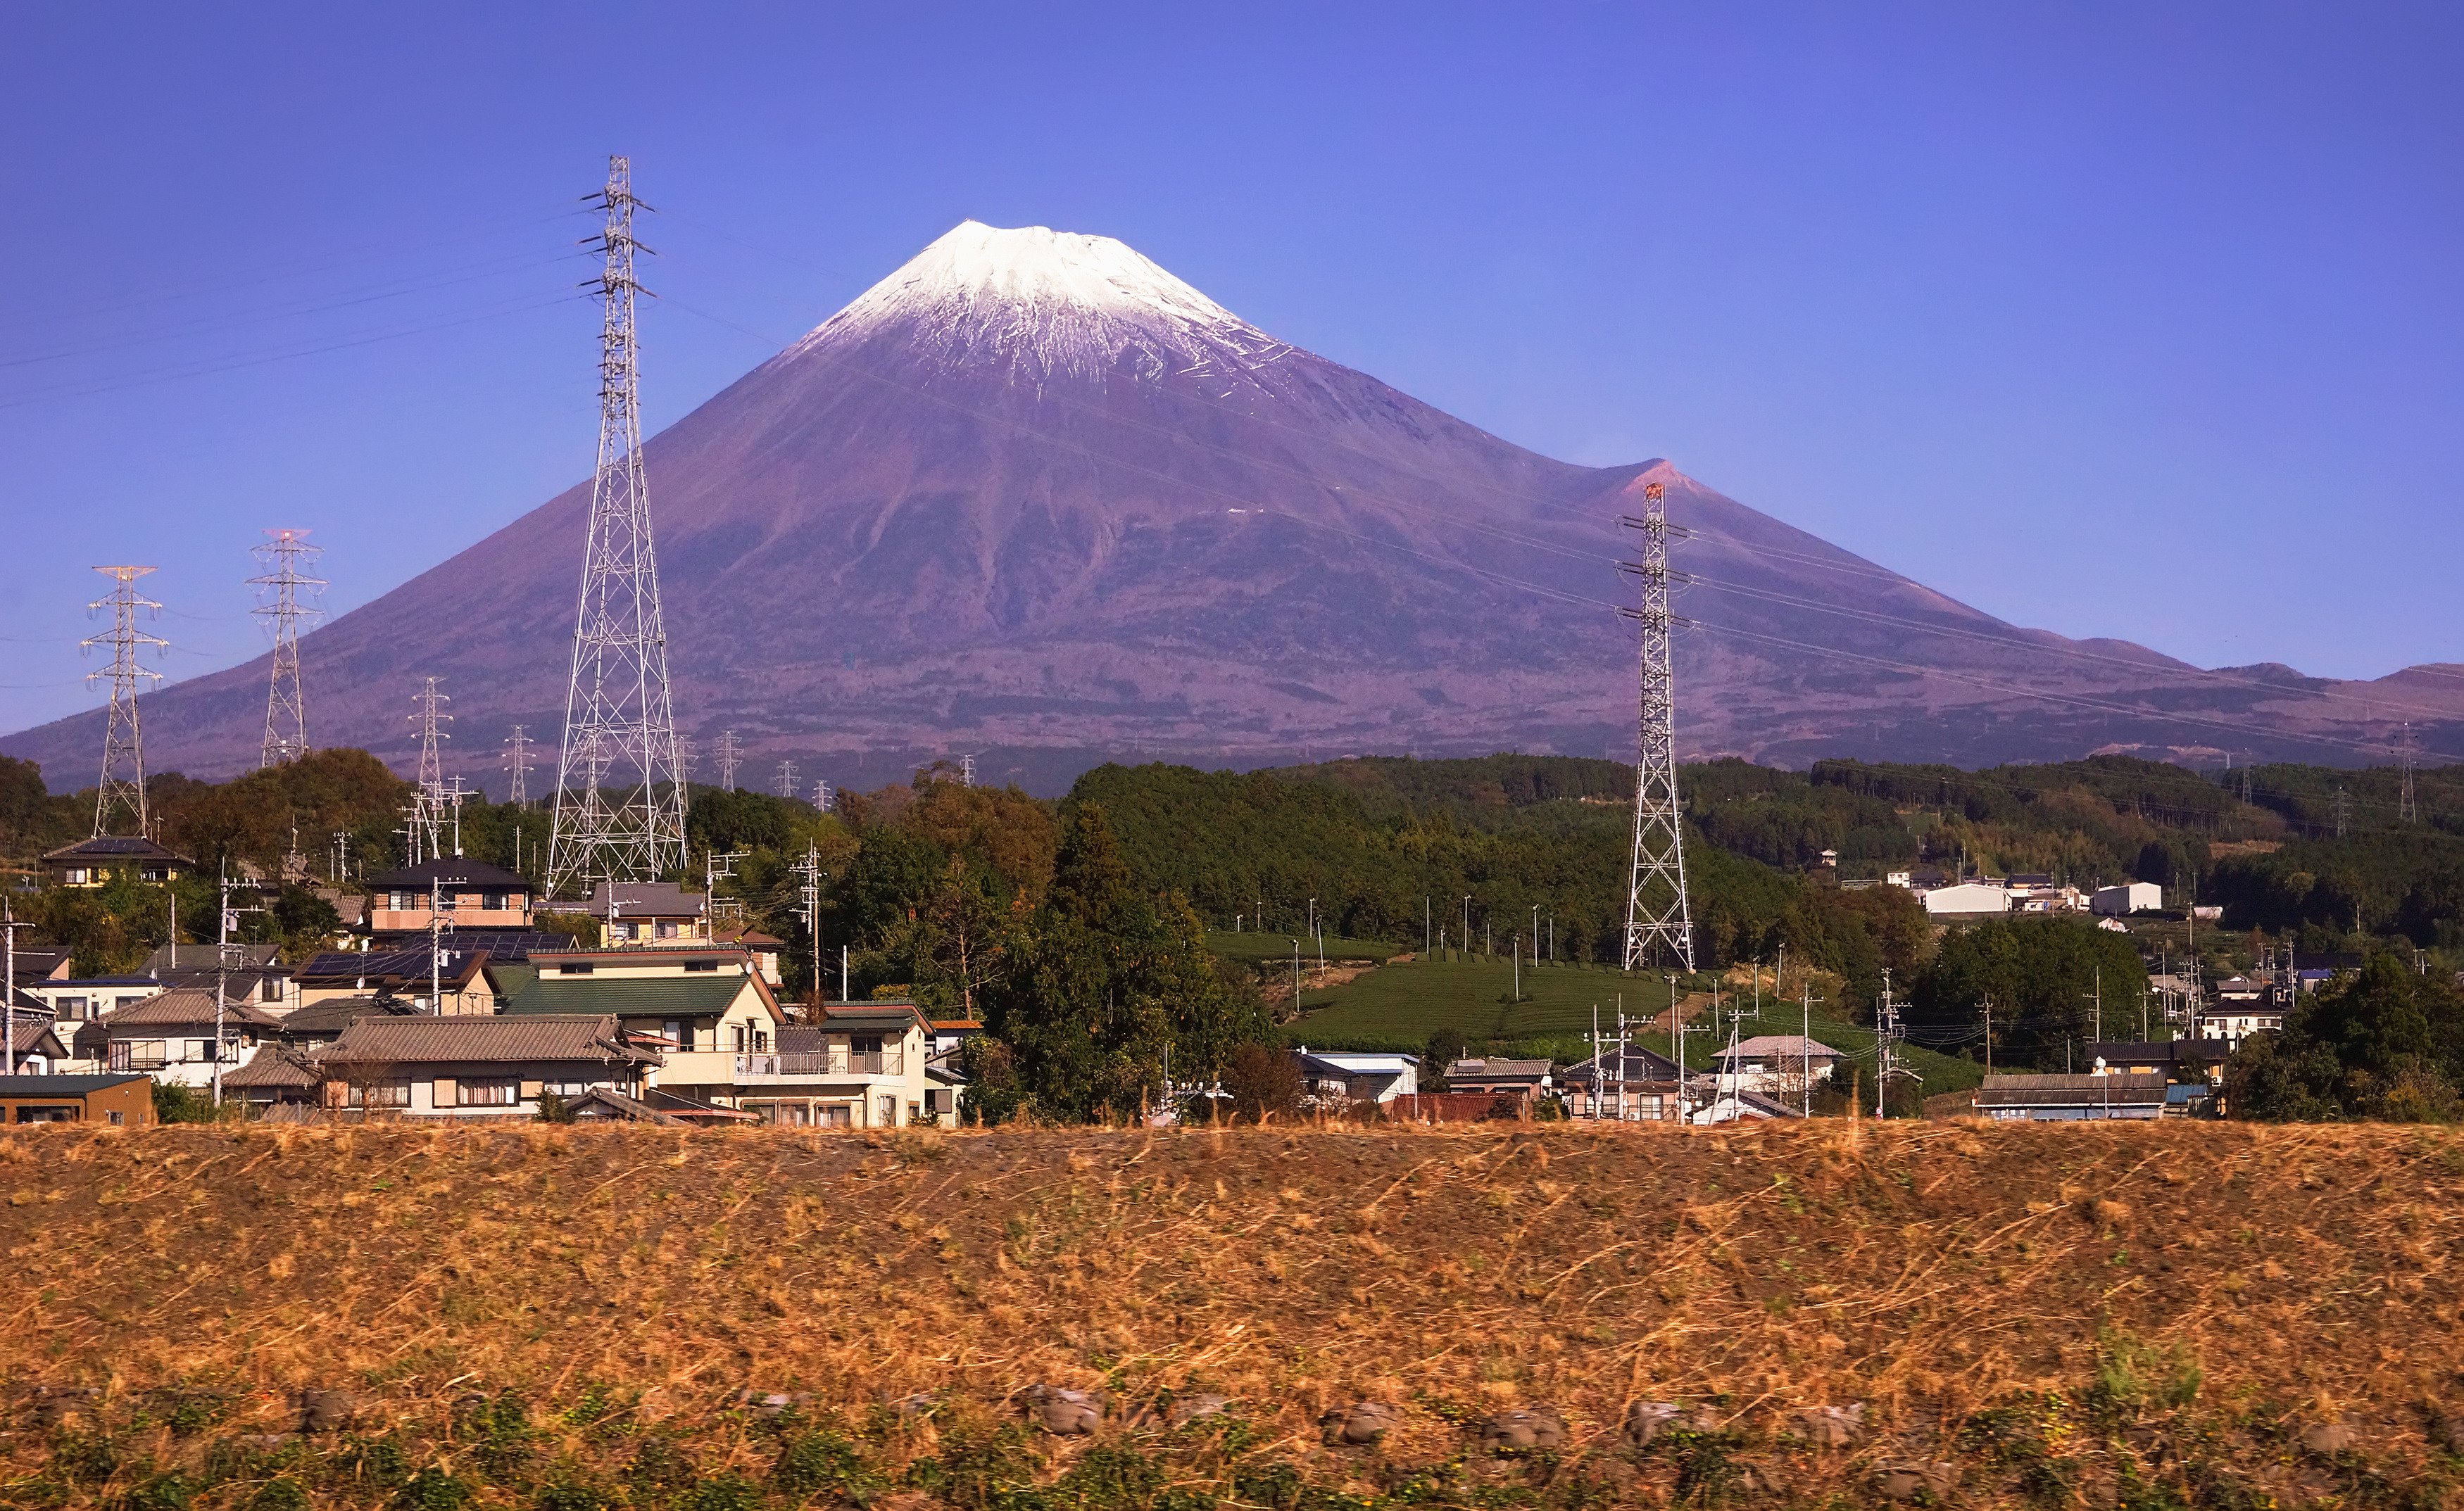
[{"x1": 322, "y1": 1013, "x2": 650, "y2": 1067}]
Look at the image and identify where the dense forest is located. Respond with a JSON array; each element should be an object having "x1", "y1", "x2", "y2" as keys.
[{"x1": 7, "y1": 744, "x2": 2462, "y2": 1113}]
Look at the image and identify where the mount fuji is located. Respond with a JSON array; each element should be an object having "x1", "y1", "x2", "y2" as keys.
[{"x1": 7, "y1": 220, "x2": 2457, "y2": 791}]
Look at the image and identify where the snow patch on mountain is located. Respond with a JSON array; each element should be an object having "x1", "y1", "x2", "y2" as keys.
[{"x1": 794, "y1": 220, "x2": 1295, "y2": 388}]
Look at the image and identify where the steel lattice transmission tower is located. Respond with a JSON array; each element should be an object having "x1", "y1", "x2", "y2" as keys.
[
  {"x1": 249, "y1": 529, "x2": 325, "y2": 767},
  {"x1": 2400, "y1": 723, "x2": 2419, "y2": 824},
  {"x1": 408, "y1": 678, "x2": 452, "y2": 864},
  {"x1": 82, "y1": 566, "x2": 167, "y2": 837},
  {"x1": 715, "y1": 730, "x2": 742, "y2": 792},
  {"x1": 1618, "y1": 481, "x2": 1695, "y2": 972},
  {"x1": 503, "y1": 726, "x2": 535, "y2": 808},
  {"x1": 548, "y1": 155, "x2": 688, "y2": 899}
]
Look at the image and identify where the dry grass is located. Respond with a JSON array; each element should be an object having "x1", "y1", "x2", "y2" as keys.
[{"x1": 1, "y1": 1118, "x2": 2459, "y2": 1506}]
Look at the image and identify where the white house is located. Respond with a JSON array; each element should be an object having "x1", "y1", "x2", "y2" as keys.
[
  {"x1": 1293, "y1": 1049, "x2": 1420, "y2": 1104},
  {"x1": 1923, "y1": 881, "x2": 2011, "y2": 918},
  {"x1": 1709, "y1": 1035, "x2": 1843, "y2": 1096},
  {"x1": 2092, "y1": 883, "x2": 2163, "y2": 916},
  {"x1": 731, "y1": 1002, "x2": 934, "y2": 1127}
]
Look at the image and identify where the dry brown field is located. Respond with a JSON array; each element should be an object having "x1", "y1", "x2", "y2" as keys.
[{"x1": 0, "y1": 1118, "x2": 2457, "y2": 1508}]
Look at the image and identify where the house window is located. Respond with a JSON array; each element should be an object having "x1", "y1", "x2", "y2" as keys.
[
  {"x1": 755, "y1": 1030, "x2": 769, "y2": 1052},
  {"x1": 664, "y1": 1020, "x2": 689, "y2": 1051},
  {"x1": 818, "y1": 1104, "x2": 853, "y2": 1128},
  {"x1": 558, "y1": 962, "x2": 594, "y2": 975},
  {"x1": 655, "y1": 921, "x2": 679, "y2": 940},
  {"x1": 482, "y1": 891, "x2": 508, "y2": 911},
  {"x1": 260, "y1": 978, "x2": 282, "y2": 1002},
  {"x1": 108, "y1": 1111, "x2": 124, "y2": 1125},
  {"x1": 683, "y1": 959, "x2": 717, "y2": 973},
  {"x1": 110, "y1": 1041, "x2": 168, "y2": 1071},
  {"x1": 543, "y1": 1080, "x2": 588, "y2": 1098},
  {"x1": 63, "y1": 868, "x2": 89, "y2": 885},
  {"x1": 57, "y1": 997, "x2": 86, "y2": 1020},
  {"x1": 731, "y1": 1024, "x2": 746, "y2": 1052},
  {"x1": 876, "y1": 1094, "x2": 897, "y2": 1127},
  {"x1": 458, "y1": 1079, "x2": 518, "y2": 1107},
  {"x1": 348, "y1": 1082, "x2": 410, "y2": 1108}
]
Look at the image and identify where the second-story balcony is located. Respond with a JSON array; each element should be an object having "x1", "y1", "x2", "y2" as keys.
[{"x1": 733, "y1": 1047, "x2": 905, "y2": 1081}]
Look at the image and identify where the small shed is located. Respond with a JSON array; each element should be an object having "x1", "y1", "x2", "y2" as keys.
[{"x1": 0, "y1": 1073, "x2": 154, "y2": 1127}]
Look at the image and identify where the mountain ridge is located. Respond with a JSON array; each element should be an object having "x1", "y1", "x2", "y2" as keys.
[{"x1": 6, "y1": 220, "x2": 2458, "y2": 793}]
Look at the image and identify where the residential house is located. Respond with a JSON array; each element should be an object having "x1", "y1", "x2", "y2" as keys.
[
  {"x1": 222, "y1": 1047, "x2": 326, "y2": 1118},
  {"x1": 1962, "y1": 1073, "x2": 2167, "y2": 1121},
  {"x1": 2197, "y1": 982, "x2": 2284, "y2": 1047},
  {"x1": 79, "y1": 988, "x2": 280, "y2": 1087},
  {"x1": 315, "y1": 1013, "x2": 656, "y2": 1118},
  {"x1": 582, "y1": 882, "x2": 710, "y2": 947},
  {"x1": 365, "y1": 858, "x2": 538, "y2": 944},
  {"x1": 20, "y1": 975, "x2": 167, "y2": 1035},
  {"x1": 2007, "y1": 875, "x2": 2086, "y2": 913},
  {"x1": 502, "y1": 946, "x2": 786, "y2": 1105},
  {"x1": 731, "y1": 1001, "x2": 933, "y2": 1127},
  {"x1": 1709, "y1": 1035, "x2": 1843, "y2": 1098},
  {"x1": 1293, "y1": 1048, "x2": 1420, "y2": 1105},
  {"x1": 1444, "y1": 1058, "x2": 1553, "y2": 1101},
  {"x1": 0, "y1": 1016, "x2": 70, "y2": 1075},
  {"x1": 40, "y1": 835, "x2": 194, "y2": 889},
  {"x1": 0, "y1": 1073, "x2": 154, "y2": 1127},
  {"x1": 712, "y1": 921, "x2": 784, "y2": 984},
  {"x1": 2085, "y1": 1039, "x2": 2232, "y2": 1080},
  {"x1": 290, "y1": 945, "x2": 527, "y2": 1015},
  {"x1": 272, "y1": 993, "x2": 426, "y2": 1047},
  {"x1": 1557, "y1": 1045, "x2": 1683, "y2": 1122}
]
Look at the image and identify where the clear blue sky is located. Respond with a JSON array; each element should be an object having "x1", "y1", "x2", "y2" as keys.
[{"x1": 4, "y1": 4, "x2": 2459, "y2": 737}]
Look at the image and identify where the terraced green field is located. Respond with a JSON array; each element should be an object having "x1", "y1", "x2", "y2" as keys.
[{"x1": 1278, "y1": 952, "x2": 1985, "y2": 1096}]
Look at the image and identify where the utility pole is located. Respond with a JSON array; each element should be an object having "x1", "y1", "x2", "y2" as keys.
[
  {"x1": 408, "y1": 678, "x2": 451, "y2": 865},
  {"x1": 1618, "y1": 480, "x2": 1695, "y2": 972},
  {"x1": 1875, "y1": 968, "x2": 1911, "y2": 1119},
  {"x1": 503, "y1": 726, "x2": 534, "y2": 808},
  {"x1": 1802, "y1": 985, "x2": 1817, "y2": 1117},
  {"x1": 249, "y1": 529, "x2": 324, "y2": 767},
  {"x1": 548, "y1": 154, "x2": 689, "y2": 900},
  {"x1": 82, "y1": 565, "x2": 167, "y2": 837},
  {"x1": 1982, "y1": 997, "x2": 1993, "y2": 1077},
  {"x1": 792, "y1": 845, "x2": 824, "y2": 1009},
  {"x1": 3, "y1": 902, "x2": 17, "y2": 1076},
  {"x1": 715, "y1": 730, "x2": 743, "y2": 793}
]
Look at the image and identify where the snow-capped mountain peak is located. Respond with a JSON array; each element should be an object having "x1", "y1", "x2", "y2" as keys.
[{"x1": 797, "y1": 220, "x2": 1275, "y2": 384}]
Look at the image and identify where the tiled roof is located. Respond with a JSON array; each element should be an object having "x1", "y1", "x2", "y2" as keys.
[
  {"x1": 1714, "y1": 1035, "x2": 1844, "y2": 1061},
  {"x1": 223, "y1": 1049, "x2": 324, "y2": 1089},
  {"x1": 99, "y1": 988, "x2": 283, "y2": 1030},
  {"x1": 1973, "y1": 1074, "x2": 2168, "y2": 1106},
  {"x1": 579, "y1": 882, "x2": 706, "y2": 919},
  {"x1": 277, "y1": 997, "x2": 421, "y2": 1036},
  {"x1": 322, "y1": 1013, "x2": 649, "y2": 1067},
  {"x1": 503, "y1": 973, "x2": 752, "y2": 1018},
  {"x1": 42, "y1": 835, "x2": 192, "y2": 864}
]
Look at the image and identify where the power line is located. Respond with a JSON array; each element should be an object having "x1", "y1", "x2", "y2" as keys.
[
  {"x1": 546, "y1": 155, "x2": 688, "y2": 900},
  {"x1": 80, "y1": 565, "x2": 166, "y2": 837},
  {"x1": 248, "y1": 528, "x2": 324, "y2": 767}
]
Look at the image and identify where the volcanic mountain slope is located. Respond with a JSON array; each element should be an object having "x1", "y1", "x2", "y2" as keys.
[{"x1": 7, "y1": 220, "x2": 2458, "y2": 789}]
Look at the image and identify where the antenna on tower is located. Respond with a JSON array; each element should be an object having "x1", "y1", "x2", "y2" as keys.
[
  {"x1": 2400, "y1": 723, "x2": 2419, "y2": 824},
  {"x1": 81, "y1": 566, "x2": 167, "y2": 837},
  {"x1": 249, "y1": 529, "x2": 324, "y2": 767},
  {"x1": 1617, "y1": 481, "x2": 1695, "y2": 972},
  {"x1": 715, "y1": 730, "x2": 742, "y2": 792},
  {"x1": 503, "y1": 726, "x2": 535, "y2": 809},
  {"x1": 547, "y1": 153, "x2": 687, "y2": 900},
  {"x1": 408, "y1": 678, "x2": 451, "y2": 864},
  {"x1": 774, "y1": 759, "x2": 798, "y2": 799}
]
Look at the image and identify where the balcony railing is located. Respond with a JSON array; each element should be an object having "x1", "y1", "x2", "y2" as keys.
[{"x1": 733, "y1": 1048, "x2": 903, "y2": 1080}]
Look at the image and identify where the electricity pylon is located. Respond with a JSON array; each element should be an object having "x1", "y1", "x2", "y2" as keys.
[
  {"x1": 249, "y1": 529, "x2": 325, "y2": 767},
  {"x1": 82, "y1": 566, "x2": 167, "y2": 837},
  {"x1": 503, "y1": 726, "x2": 534, "y2": 808},
  {"x1": 1618, "y1": 480, "x2": 1695, "y2": 971},
  {"x1": 548, "y1": 153, "x2": 686, "y2": 899},
  {"x1": 408, "y1": 678, "x2": 451, "y2": 864},
  {"x1": 715, "y1": 729, "x2": 742, "y2": 792}
]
